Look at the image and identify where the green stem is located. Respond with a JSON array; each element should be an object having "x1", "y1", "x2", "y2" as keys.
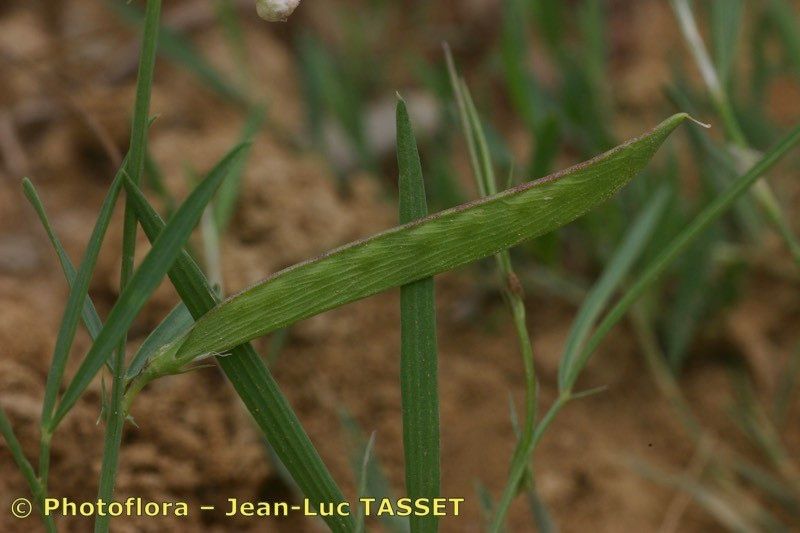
[
  {"x1": 95, "y1": 2, "x2": 161, "y2": 532},
  {"x1": 37, "y1": 429, "x2": 51, "y2": 496},
  {"x1": 1, "y1": 409, "x2": 57, "y2": 532},
  {"x1": 445, "y1": 46, "x2": 542, "y2": 531},
  {"x1": 489, "y1": 394, "x2": 569, "y2": 533}
]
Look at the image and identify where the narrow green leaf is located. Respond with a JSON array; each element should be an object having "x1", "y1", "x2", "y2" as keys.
[
  {"x1": 629, "y1": 458, "x2": 767, "y2": 532},
  {"x1": 557, "y1": 187, "x2": 671, "y2": 392},
  {"x1": 492, "y1": 187, "x2": 670, "y2": 532},
  {"x1": 443, "y1": 43, "x2": 483, "y2": 196},
  {"x1": 672, "y1": 0, "x2": 800, "y2": 266},
  {"x1": 145, "y1": 151, "x2": 176, "y2": 216},
  {"x1": 97, "y1": 1, "x2": 162, "y2": 528},
  {"x1": 664, "y1": 230, "x2": 716, "y2": 371},
  {"x1": 532, "y1": 0, "x2": 565, "y2": 52},
  {"x1": 397, "y1": 97, "x2": 440, "y2": 533},
  {"x1": 501, "y1": 0, "x2": 540, "y2": 130},
  {"x1": 23, "y1": 179, "x2": 104, "y2": 340},
  {"x1": 450, "y1": 63, "x2": 539, "y2": 533},
  {"x1": 214, "y1": 0, "x2": 251, "y2": 93},
  {"x1": 126, "y1": 302, "x2": 193, "y2": 380},
  {"x1": 768, "y1": 0, "x2": 800, "y2": 76},
  {"x1": 35, "y1": 169, "x2": 124, "y2": 438},
  {"x1": 163, "y1": 113, "x2": 690, "y2": 374},
  {"x1": 711, "y1": 0, "x2": 744, "y2": 85},
  {"x1": 507, "y1": 399, "x2": 554, "y2": 533},
  {"x1": 577, "y1": 122, "x2": 800, "y2": 384},
  {"x1": 121, "y1": 173, "x2": 354, "y2": 533},
  {"x1": 474, "y1": 481, "x2": 496, "y2": 525},
  {"x1": 354, "y1": 432, "x2": 377, "y2": 533},
  {"x1": 579, "y1": 0, "x2": 609, "y2": 117},
  {"x1": 213, "y1": 105, "x2": 266, "y2": 232},
  {"x1": 530, "y1": 113, "x2": 561, "y2": 179},
  {"x1": 107, "y1": 0, "x2": 248, "y2": 106},
  {"x1": 340, "y1": 409, "x2": 409, "y2": 533},
  {"x1": 0, "y1": 408, "x2": 55, "y2": 532},
  {"x1": 50, "y1": 143, "x2": 248, "y2": 428}
]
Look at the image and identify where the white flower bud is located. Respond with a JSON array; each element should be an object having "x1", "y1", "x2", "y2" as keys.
[{"x1": 255, "y1": 0, "x2": 301, "y2": 22}]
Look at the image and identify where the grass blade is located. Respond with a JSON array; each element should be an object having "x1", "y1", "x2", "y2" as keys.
[
  {"x1": 34, "y1": 169, "x2": 125, "y2": 488},
  {"x1": 501, "y1": 0, "x2": 541, "y2": 130},
  {"x1": 768, "y1": 0, "x2": 800, "y2": 77},
  {"x1": 507, "y1": 399, "x2": 556, "y2": 533},
  {"x1": 340, "y1": 409, "x2": 410, "y2": 533},
  {"x1": 710, "y1": 0, "x2": 744, "y2": 86},
  {"x1": 96, "y1": 1, "x2": 163, "y2": 529},
  {"x1": 446, "y1": 53, "x2": 540, "y2": 533},
  {"x1": 0, "y1": 408, "x2": 55, "y2": 532},
  {"x1": 107, "y1": 0, "x2": 248, "y2": 106},
  {"x1": 213, "y1": 105, "x2": 266, "y2": 232},
  {"x1": 354, "y1": 432, "x2": 377, "y2": 533},
  {"x1": 671, "y1": 0, "x2": 800, "y2": 266},
  {"x1": 558, "y1": 188, "x2": 671, "y2": 392},
  {"x1": 23, "y1": 179, "x2": 104, "y2": 340},
  {"x1": 578, "y1": 122, "x2": 800, "y2": 386},
  {"x1": 145, "y1": 151, "x2": 176, "y2": 216},
  {"x1": 397, "y1": 97, "x2": 440, "y2": 533},
  {"x1": 126, "y1": 302, "x2": 193, "y2": 380},
  {"x1": 492, "y1": 187, "x2": 669, "y2": 532},
  {"x1": 150, "y1": 113, "x2": 689, "y2": 371},
  {"x1": 50, "y1": 143, "x2": 248, "y2": 428},
  {"x1": 120, "y1": 176, "x2": 354, "y2": 532},
  {"x1": 214, "y1": 0, "x2": 251, "y2": 94}
]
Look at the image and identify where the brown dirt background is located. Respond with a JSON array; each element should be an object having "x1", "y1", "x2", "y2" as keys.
[{"x1": 1, "y1": 1, "x2": 799, "y2": 532}]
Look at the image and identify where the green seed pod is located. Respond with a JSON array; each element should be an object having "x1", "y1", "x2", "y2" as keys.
[{"x1": 255, "y1": 0, "x2": 301, "y2": 21}]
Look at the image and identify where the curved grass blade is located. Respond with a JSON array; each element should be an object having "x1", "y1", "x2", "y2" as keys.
[
  {"x1": 154, "y1": 113, "x2": 690, "y2": 374},
  {"x1": 23, "y1": 179, "x2": 104, "y2": 340},
  {"x1": 50, "y1": 143, "x2": 248, "y2": 428},
  {"x1": 122, "y1": 182, "x2": 354, "y2": 533},
  {"x1": 397, "y1": 97, "x2": 440, "y2": 533}
]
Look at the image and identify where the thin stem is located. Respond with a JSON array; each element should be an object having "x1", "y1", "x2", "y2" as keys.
[
  {"x1": 37, "y1": 430, "x2": 51, "y2": 498},
  {"x1": 95, "y1": 1, "x2": 161, "y2": 532},
  {"x1": 489, "y1": 394, "x2": 569, "y2": 532},
  {"x1": 445, "y1": 49, "x2": 540, "y2": 531}
]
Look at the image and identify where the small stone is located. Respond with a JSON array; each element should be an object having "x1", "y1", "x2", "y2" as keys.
[{"x1": 255, "y1": 0, "x2": 301, "y2": 22}]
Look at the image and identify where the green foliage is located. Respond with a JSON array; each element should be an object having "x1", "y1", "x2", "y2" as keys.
[
  {"x1": 5, "y1": 3, "x2": 800, "y2": 532},
  {"x1": 135, "y1": 114, "x2": 687, "y2": 378},
  {"x1": 121, "y1": 173, "x2": 354, "y2": 533},
  {"x1": 397, "y1": 97, "x2": 440, "y2": 533}
]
